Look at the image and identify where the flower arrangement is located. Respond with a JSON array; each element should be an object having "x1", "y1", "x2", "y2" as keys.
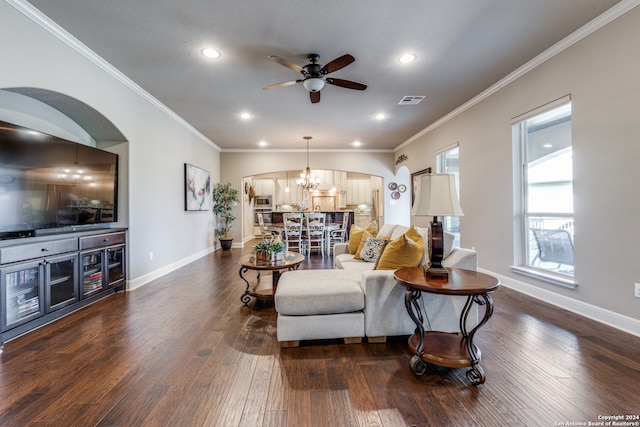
[{"x1": 253, "y1": 234, "x2": 285, "y2": 261}]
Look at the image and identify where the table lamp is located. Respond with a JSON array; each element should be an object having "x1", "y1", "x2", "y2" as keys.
[{"x1": 411, "y1": 174, "x2": 464, "y2": 279}]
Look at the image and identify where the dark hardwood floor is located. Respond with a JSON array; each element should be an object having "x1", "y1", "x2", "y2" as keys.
[{"x1": 1, "y1": 242, "x2": 639, "y2": 426}]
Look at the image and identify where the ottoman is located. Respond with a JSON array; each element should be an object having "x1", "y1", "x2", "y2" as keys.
[{"x1": 274, "y1": 269, "x2": 365, "y2": 347}]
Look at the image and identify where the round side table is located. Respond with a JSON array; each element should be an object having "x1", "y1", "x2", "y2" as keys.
[
  {"x1": 394, "y1": 267, "x2": 500, "y2": 385},
  {"x1": 238, "y1": 251, "x2": 305, "y2": 305}
]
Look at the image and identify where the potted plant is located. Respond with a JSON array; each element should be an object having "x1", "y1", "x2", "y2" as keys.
[
  {"x1": 253, "y1": 235, "x2": 285, "y2": 261},
  {"x1": 212, "y1": 182, "x2": 240, "y2": 250},
  {"x1": 270, "y1": 237, "x2": 286, "y2": 261}
]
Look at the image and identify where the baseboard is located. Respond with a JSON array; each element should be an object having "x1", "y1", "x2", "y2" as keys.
[
  {"x1": 127, "y1": 246, "x2": 216, "y2": 291},
  {"x1": 480, "y1": 268, "x2": 640, "y2": 338}
]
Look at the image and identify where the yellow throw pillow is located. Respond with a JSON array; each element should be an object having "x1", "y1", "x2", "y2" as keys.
[
  {"x1": 353, "y1": 230, "x2": 373, "y2": 259},
  {"x1": 404, "y1": 225, "x2": 423, "y2": 246},
  {"x1": 365, "y1": 221, "x2": 378, "y2": 236},
  {"x1": 348, "y1": 225, "x2": 363, "y2": 254},
  {"x1": 347, "y1": 222, "x2": 377, "y2": 254},
  {"x1": 374, "y1": 227, "x2": 425, "y2": 270}
]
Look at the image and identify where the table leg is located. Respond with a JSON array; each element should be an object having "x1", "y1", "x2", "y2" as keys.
[
  {"x1": 239, "y1": 266, "x2": 253, "y2": 305},
  {"x1": 404, "y1": 289, "x2": 428, "y2": 376},
  {"x1": 460, "y1": 292, "x2": 494, "y2": 385}
]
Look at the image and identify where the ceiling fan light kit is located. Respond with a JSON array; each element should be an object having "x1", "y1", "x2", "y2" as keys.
[
  {"x1": 302, "y1": 78, "x2": 325, "y2": 92},
  {"x1": 264, "y1": 53, "x2": 367, "y2": 103}
]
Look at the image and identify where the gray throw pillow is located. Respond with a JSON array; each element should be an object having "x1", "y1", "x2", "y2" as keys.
[{"x1": 360, "y1": 237, "x2": 386, "y2": 262}]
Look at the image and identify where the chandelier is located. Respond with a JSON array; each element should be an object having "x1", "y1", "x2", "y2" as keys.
[{"x1": 297, "y1": 136, "x2": 320, "y2": 191}]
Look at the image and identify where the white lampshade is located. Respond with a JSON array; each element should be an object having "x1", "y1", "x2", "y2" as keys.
[
  {"x1": 302, "y1": 77, "x2": 325, "y2": 92},
  {"x1": 411, "y1": 174, "x2": 464, "y2": 217}
]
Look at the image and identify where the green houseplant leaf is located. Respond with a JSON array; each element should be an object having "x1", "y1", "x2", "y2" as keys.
[{"x1": 212, "y1": 182, "x2": 240, "y2": 239}]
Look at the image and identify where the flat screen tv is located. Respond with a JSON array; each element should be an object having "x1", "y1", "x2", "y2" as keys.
[{"x1": 0, "y1": 120, "x2": 118, "y2": 239}]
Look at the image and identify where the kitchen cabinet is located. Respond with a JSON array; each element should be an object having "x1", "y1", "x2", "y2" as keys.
[
  {"x1": 333, "y1": 171, "x2": 347, "y2": 190},
  {"x1": 276, "y1": 179, "x2": 303, "y2": 206},
  {"x1": 314, "y1": 170, "x2": 334, "y2": 186},
  {"x1": 253, "y1": 179, "x2": 275, "y2": 195},
  {"x1": 347, "y1": 179, "x2": 372, "y2": 204}
]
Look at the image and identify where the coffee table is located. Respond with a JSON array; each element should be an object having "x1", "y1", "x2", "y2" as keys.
[
  {"x1": 238, "y1": 251, "x2": 305, "y2": 305},
  {"x1": 394, "y1": 267, "x2": 500, "y2": 385}
]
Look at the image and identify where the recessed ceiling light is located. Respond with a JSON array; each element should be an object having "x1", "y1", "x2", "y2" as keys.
[
  {"x1": 258, "y1": 140, "x2": 268, "y2": 147},
  {"x1": 352, "y1": 140, "x2": 362, "y2": 147},
  {"x1": 240, "y1": 112, "x2": 252, "y2": 120},
  {"x1": 374, "y1": 113, "x2": 387, "y2": 121},
  {"x1": 399, "y1": 53, "x2": 417, "y2": 63},
  {"x1": 543, "y1": 143, "x2": 553, "y2": 148},
  {"x1": 201, "y1": 48, "x2": 221, "y2": 59}
]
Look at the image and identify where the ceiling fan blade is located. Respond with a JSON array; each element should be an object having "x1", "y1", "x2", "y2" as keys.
[
  {"x1": 310, "y1": 91, "x2": 321, "y2": 103},
  {"x1": 262, "y1": 80, "x2": 301, "y2": 90},
  {"x1": 320, "y1": 54, "x2": 355, "y2": 75},
  {"x1": 326, "y1": 78, "x2": 367, "y2": 91},
  {"x1": 268, "y1": 55, "x2": 304, "y2": 73}
]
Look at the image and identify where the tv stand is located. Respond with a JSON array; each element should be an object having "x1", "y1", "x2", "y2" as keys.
[
  {"x1": 0, "y1": 230, "x2": 35, "y2": 240},
  {"x1": 0, "y1": 228, "x2": 127, "y2": 352}
]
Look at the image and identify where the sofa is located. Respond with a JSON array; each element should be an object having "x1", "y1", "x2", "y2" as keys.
[{"x1": 274, "y1": 224, "x2": 478, "y2": 346}]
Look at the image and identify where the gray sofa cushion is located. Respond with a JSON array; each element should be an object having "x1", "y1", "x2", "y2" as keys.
[{"x1": 275, "y1": 269, "x2": 364, "y2": 316}]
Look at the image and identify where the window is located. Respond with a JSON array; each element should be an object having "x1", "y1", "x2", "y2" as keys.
[
  {"x1": 513, "y1": 99, "x2": 574, "y2": 279},
  {"x1": 436, "y1": 144, "x2": 460, "y2": 245}
]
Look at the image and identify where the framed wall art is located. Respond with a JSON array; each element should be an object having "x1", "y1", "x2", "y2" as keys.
[
  {"x1": 184, "y1": 163, "x2": 211, "y2": 211},
  {"x1": 411, "y1": 167, "x2": 432, "y2": 207}
]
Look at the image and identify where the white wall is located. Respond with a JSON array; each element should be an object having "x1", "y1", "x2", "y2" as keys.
[
  {"x1": 395, "y1": 5, "x2": 640, "y2": 332},
  {"x1": 0, "y1": 2, "x2": 221, "y2": 288}
]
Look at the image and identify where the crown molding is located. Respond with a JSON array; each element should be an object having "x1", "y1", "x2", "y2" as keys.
[
  {"x1": 395, "y1": 0, "x2": 640, "y2": 152},
  {"x1": 222, "y1": 148, "x2": 394, "y2": 153},
  {"x1": 5, "y1": 0, "x2": 221, "y2": 152}
]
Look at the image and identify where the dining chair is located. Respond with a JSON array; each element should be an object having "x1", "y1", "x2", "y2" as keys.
[
  {"x1": 305, "y1": 212, "x2": 326, "y2": 256},
  {"x1": 257, "y1": 212, "x2": 277, "y2": 240},
  {"x1": 326, "y1": 213, "x2": 349, "y2": 254},
  {"x1": 283, "y1": 212, "x2": 305, "y2": 254}
]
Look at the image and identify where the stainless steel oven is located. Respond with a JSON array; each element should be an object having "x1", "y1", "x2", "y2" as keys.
[{"x1": 254, "y1": 194, "x2": 273, "y2": 210}]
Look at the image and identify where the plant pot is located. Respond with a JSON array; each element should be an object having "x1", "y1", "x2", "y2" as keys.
[{"x1": 219, "y1": 238, "x2": 233, "y2": 251}]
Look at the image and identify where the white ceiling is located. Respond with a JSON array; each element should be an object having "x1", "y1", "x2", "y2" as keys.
[{"x1": 26, "y1": 0, "x2": 621, "y2": 151}]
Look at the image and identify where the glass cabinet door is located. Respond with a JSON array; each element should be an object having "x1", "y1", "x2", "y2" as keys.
[
  {"x1": 2, "y1": 261, "x2": 43, "y2": 330},
  {"x1": 47, "y1": 255, "x2": 78, "y2": 311},
  {"x1": 106, "y1": 246, "x2": 125, "y2": 288},
  {"x1": 82, "y1": 251, "x2": 104, "y2": 297}
]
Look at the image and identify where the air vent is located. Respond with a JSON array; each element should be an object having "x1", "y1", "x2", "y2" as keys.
[{"x1": 398, "y1": 96, "x2": 425, "y2": 105}]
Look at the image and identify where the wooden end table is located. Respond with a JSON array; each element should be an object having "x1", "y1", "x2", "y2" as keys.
[
  {"x1": 394, "y1": 267, "x2": 500, "y2": 385},
  {"x1": 238, "y1": 251, "x2": 305, "y2": 305}
]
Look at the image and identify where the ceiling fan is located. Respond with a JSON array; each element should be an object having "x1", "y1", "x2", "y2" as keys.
[{"x1": 263, "y1": 53, "x2": 367, "y2": 103}]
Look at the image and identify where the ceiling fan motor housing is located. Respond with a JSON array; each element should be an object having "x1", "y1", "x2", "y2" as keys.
[{"x1": 303, "y1": 55, "x2": 324, "y2": 92}]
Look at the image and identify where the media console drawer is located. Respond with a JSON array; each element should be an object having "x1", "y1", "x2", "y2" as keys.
[
  {"x1": 80, "y1": 232, "x2": 126, "y2": 251},
  {"x1": 0, "y1": 238, "x2": 78, "y2": 264}
]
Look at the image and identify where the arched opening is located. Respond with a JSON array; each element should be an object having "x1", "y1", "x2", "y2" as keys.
[{"x1": 246, "y1": 169, "x2": 384, "y2": 237}]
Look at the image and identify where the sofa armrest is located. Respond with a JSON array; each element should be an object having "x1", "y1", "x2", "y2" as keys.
[
  {"x1": 443, "y1": 247, "x2": 477, "y2": 271},
  {"x1": 334, "y1": 242, "x2": 349, "y2": 256},
  {"x1": 359, "y1": 261, "x2": 479, "y2": 338},
  {"x1": 359, "y1": 270, "x2": 415, "y2": 337}
]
